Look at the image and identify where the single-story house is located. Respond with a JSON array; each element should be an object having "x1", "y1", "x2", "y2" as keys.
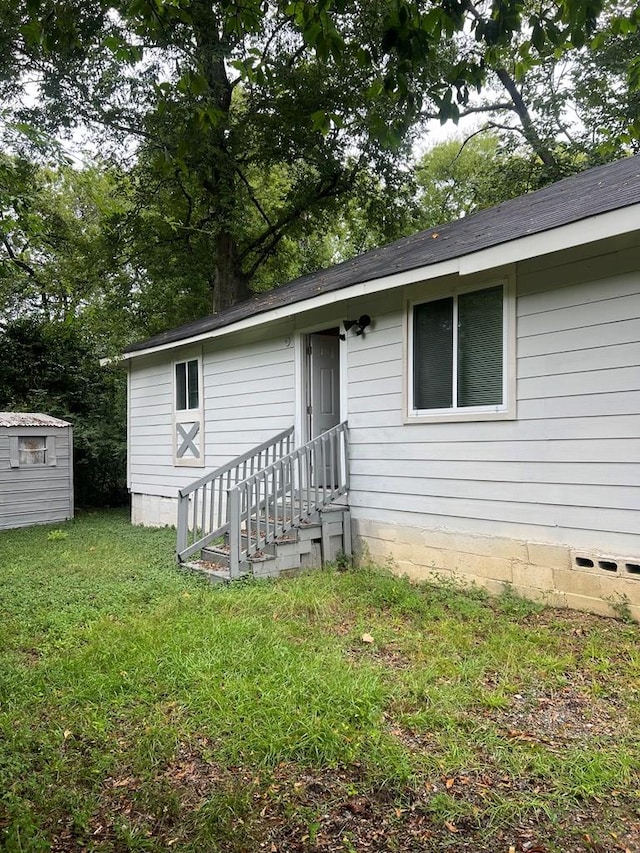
[
  {"x1": 122, "y1": 155, "x2": 640, "y2": 618},
  {"x1": 0, "y1": 413, "x2": 74, "y2": 530}
]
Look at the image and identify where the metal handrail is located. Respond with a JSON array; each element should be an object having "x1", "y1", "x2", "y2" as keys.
[
  {"x1": 176, "y1": 426, "x2": 294, "y2": 562},
  {"x1": 227, "y1": 422, "x2": 349, "y2": 577}
]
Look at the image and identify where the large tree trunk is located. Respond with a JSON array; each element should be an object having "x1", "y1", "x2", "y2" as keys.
[
  {"x1": 191, "y1": 2, "x2": 251, "y2": 314},
  {"x1": 213, "y1": 231, "x2": 250, "y2": 314}
]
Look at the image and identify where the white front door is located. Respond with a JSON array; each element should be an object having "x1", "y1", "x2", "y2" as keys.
[{"x1": 308, "y1": 331, "x2": 341, "y2": 439}]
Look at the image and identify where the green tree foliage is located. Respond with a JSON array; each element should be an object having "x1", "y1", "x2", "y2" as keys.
[
  {"x1": 566, "y1": 26, "x2": 640, "y2": 159},
  {"x1": 2, "y1": 0, "x2": 626, "y2": 314},
  {"x1": 1, "y1": 0, "x2": 637, "y2": 511},
  {"x1": 0, "y1": 159, "x2": 131, "y2": 507},
  {"x1": 0, "y1": 318, "x2": 127, "y2": 507},
  {"x1": 0, "y1": 156, "x2": 133, "y2": 346},
  {"x1": 442, "y1": 0, "x2": 640, "y2": 180},
  {"x1": 413, "y1": 132, "x2": 575, "y2": 227}
]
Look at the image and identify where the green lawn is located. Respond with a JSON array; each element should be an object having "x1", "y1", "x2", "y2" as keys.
[{"x1": 1, "y1": 510, "x2": 638, "y2": 852}]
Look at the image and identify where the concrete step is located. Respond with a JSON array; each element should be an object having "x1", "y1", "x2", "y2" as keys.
[
  {"x1": 188, "y1": 502, "x2": 350, "y2": 584},
  {"x1": 181, "y1": 560, "x2": 232, "y2": 584},
  {"x1": 201, "y1": 542, "x2": 277, "y2": 571}
]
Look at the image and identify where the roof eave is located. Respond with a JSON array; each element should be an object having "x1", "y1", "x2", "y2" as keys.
[{"x1": 122, "y1": 203, "x2": 640, "y2": 361}]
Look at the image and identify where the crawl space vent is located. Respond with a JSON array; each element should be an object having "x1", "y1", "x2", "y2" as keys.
[{"x1": 574, "y1": 555, "x2": 640, "y2": 576}]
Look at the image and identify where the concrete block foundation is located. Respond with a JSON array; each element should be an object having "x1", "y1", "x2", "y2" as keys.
[
  {"x1": 132, "y1": 493, "x2": 177, "y2": 527},
  {"x1": 353, "y1": 518, "x2": 640, "y2": 622}
]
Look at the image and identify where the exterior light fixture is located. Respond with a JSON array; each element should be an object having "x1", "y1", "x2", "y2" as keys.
[{"x1": 342, "y1": 315, "x2": 372, "y2": 337}]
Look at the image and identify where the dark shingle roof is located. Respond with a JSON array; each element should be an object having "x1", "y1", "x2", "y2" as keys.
[{"x1": 125, "y1": 155, "x2": 640, "y2": 354}]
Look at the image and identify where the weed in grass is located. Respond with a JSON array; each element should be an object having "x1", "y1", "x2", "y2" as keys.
[
  {"x1": 478, "y1": 687, "x2": 511, "y2": 709},
  {"x1": 476, "y1": 792, "x2": 558, "y2": 834},
  {"x1": 554, "y1": 744, "x2": 638, "y2": 799},
  {"x1": 423, "y1": 790, "x2": 480, "y2": 826},
  {"x1": 607, "y1": 592, "x2": 636, "y2": 624},
  {"x1": 497, "y1": 582, "x2": 544, "y2": 619},
  {"x1": 46, "y1": 528, "x2": 68, "y2": 541},
  {"x1": 187, "y1": 785, "x2": 260, "y2": 852},
  {"x1": 333, "y1": 549, "x2": 353, "y2": 571}
]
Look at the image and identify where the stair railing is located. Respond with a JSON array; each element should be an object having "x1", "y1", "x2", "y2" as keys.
[
  {"x1": 227, "y1": 421, "x2": 349, "y2": 577},
  {"x1": 176, "y1": 426, "x2": 294, "y2": 562}
]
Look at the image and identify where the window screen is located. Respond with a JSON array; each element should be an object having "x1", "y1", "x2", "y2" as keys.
[
  {"x1": 457, "y1": 286, "x2": 503, "y2": 407},
  {"x1": 413, "y1": 296, "x2": 454, "y2": 409},
  {"x1": 187, "y1": 359, "x2": 199, "y2": 409},
  {"x1": 412, "y1": 285, "x2": 504, "y2": 412}
]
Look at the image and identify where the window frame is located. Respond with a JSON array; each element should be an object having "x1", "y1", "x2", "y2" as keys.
[
  {"x1": 172, "y1": 353, "x2": 205, "y2": 468},
  {"x1": 174, "y1": 357, "x2": 201, "y2": 413},
  {"x1": 9, "y1": 433, "x2": 58, "y2": 468},
  {"x1": 405, "y1": 278, "x2": 516, "y2": 423}
]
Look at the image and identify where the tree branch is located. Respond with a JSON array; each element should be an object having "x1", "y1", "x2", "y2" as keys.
[
  {"x1": 460, "y1": 0, "x2": 557, "y2": 169},
  {"x1": 0, "y1": 235, "x2": 42, "y2": 284},
  {"x1": 420, "y1": 102, "x2": 515, "y2": 121},
  {"x1": 492, "y1": 68, "x2": 557, "y2": 168},
  {"x1": 239, "y1": 170, "x2": 350, "y2": 279},
  {"x1": 235, "y1": 167, "x2": 272, "y2": 227}
]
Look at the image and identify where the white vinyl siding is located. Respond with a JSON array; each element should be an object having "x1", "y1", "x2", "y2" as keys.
[
  {"x1": 127, "y1": 235, "x2": 640, "y2": 556},
  {"x1": 346, "y1": 239, "x2": 640, "y2": 556},
  {"x1": 128, "y1": 324, "x2": 296, "y2": 500}
]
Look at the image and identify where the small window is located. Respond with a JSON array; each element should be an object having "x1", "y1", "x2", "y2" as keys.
[
  {"x1": 175, "y1": 359, "x2": 200, "y2": 411},
  {"x1": 19, "y1": 436, "x2": 47, "y2": 465},
  {"x1": 9, "y1": 434, "x2": 57, "y2": 468},
  {"x1": 410, "y1": 284, "x2": 507, "y2": 417}
]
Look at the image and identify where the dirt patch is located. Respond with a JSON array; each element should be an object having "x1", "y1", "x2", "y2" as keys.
[
  {"x1": 487, "y1": 686, "x2": 629, "y2": 747},
  {"x1": 46, "y1": 740, "x2": 640, "y2": 853}
]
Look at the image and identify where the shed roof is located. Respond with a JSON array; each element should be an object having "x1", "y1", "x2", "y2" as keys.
[
  {"x1": 0, "y1": 413, "x2": 72, "y2": 428},
  {"x1": 124, "y1": 154, "x2": 640, "y2": 355}
]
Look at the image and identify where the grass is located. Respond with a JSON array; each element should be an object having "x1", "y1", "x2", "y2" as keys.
[{"x1": 1, "y1": 509, "x2": 639, "y2": 852}]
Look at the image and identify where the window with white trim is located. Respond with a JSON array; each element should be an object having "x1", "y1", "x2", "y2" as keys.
[
  {"x1": 409, "y1": 283, "x2": 509, "y2": 417},
  {"x1": 173, "y1": 356, "x2": 204, "y2": 467},
  {"x1": 175, "y1": 358, "x2": 200, "y2": 411}
]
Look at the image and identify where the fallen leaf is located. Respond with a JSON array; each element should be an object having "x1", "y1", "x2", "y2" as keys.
[
  {"x1": 445, "y1": 821, "x2": 458, "y2": 833},
  {"x1": 445, "y1": 777, "x2": 455, "y2": 789},
  {"x1": 361, "y1": 633, "x2": 374, "y2": 644},
  {"x1": 63, "y1": 729, "x2": 72, "y2": 740}
]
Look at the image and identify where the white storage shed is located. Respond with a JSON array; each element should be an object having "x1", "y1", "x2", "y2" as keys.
[{"x1": 0, "y1": 413, "x2": 74, "y2": 530}]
